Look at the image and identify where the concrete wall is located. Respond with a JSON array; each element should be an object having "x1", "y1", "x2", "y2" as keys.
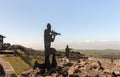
[
  {"x1": 0, "y1": 42, "x2": 2, "y2": 50},
  {"x1": 0, "y1": 37, "x2": 3, "y2": 50}
]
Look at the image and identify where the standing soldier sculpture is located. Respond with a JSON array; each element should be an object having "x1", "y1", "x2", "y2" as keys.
[
  {"x1": 65, "y1": 45, "x2": 72, "y2": 58},
  {"x1": 44, "y1": 23, "x2": 60, "y2": 70}
]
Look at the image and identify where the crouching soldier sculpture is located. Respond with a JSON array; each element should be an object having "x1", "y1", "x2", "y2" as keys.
[{"x1": 44, "y1": 23, "x2": 60, "y2": 70}]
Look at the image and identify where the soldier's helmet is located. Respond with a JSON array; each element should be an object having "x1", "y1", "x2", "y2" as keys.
[{"x1": 47, "y1": 23, "x2": 51, "y2": 29}]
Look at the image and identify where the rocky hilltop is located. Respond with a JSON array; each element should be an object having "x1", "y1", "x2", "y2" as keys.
[{"x1": 19, "y1": 55, "x2": 120, "y2": 77}]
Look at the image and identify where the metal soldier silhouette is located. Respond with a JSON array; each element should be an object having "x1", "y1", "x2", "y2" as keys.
[
  {"x1": 65, "y1": 45, "x2": 72, "y2": 58},
  {"x1": 44, "y1": 23, "x2": 60, "y2": 69}
]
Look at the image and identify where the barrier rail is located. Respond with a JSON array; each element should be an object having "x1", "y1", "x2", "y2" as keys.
[{"x1": 16, "y1": 51, "x2": 32, "y2": 67}]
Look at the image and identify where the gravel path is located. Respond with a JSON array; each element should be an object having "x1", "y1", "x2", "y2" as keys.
[{"x1": 0, "y1": 56, "x2": 15, "y2": 76}]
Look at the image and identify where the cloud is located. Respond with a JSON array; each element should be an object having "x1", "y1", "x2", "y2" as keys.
[
  {"x1": 4, "y1": 38, "x2": 120, "y2": 50},
  {"x1": 52, "y1": 40, "x2": 120, "y2": 50}
]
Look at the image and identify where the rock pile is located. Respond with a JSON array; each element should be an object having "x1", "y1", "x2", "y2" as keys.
[{"x1": 19, "y1": 57, "x2": 120, "y2": 77}]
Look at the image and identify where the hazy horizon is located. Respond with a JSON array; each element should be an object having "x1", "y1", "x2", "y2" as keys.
[{"x1": 5, "y1": 40, "x2": 120, "y2": 50}]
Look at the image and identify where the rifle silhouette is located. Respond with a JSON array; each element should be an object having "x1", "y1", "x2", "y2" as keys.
[{"x1": 51, "y1": 30, "x2": 61, "y2": 36}]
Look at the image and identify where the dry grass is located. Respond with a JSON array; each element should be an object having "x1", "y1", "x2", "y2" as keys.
[
  {"x1": 80, "y1": 50, "x2": 120, "y2": 59},
  {"x1": 1, "y1": 55, "x2": 30, "y2": 75}
]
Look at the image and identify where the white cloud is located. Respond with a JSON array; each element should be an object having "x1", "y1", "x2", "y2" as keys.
[
  {"x1": 4, "y1": 38, "x2": 120, "y2": 50},
  {"x1": 52, "y1": 40, "x2": 120, "y2": 50}
]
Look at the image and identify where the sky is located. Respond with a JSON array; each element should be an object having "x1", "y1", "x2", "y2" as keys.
[{"x1": 0, "y1": 0, "x2": 120, "y2": 50}]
